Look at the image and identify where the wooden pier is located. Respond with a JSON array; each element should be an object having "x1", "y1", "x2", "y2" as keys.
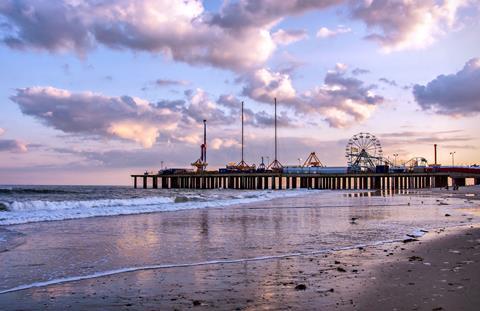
[{"x1": 130, "y1": 172, "x2": 479, "y2": 190}]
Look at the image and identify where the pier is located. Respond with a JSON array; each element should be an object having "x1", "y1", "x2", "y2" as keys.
[{"x1": 130, "y1": 172, "x2": 479, "y2": 190}]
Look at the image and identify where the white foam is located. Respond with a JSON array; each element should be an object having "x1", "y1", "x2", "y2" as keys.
[
  {"x1": 407, "y1": 228, "x2": 428, "y2": 238},
  {"x1": 7, "y1": 196, "x2": 174, "y2": 212},
  {"x1": 0, "y1": 189, "x2": 315, "y2": 225}
]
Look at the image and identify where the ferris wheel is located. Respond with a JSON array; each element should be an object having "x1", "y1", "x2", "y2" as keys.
[{"x1": 345, "y1": 132, "x2": 383, "y2": 171}]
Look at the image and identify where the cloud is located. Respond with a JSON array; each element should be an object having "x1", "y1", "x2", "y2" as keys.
[
  {"x1": 316, "y1": 25, "x2": 351, "y2": 38},
  {"x1": 209, "y1": 1, "x2": 343, "y2": 29},
  {"x1": 210, "y1": 138, "x2": 240, "y2": 150},
  {"x1": 10, "y1": 86, "x2": 182, "y2": 148},
  {"x1": 272, "y1": 29, "x2": 308, "y2": 45},
  {"x1": 413, "y1": 58, "x2": 480, "y2": 115},
  {"x1": 107, "y1": 122, "x2": 160, "y2": 148},
  {"x1": 352, "y1": 68, "x2": 370, "y2": 75},
  {"x1": 155, "y1": 79, "x2": 189, "y2": 87},
  {"x1": 379, "y1": 77, "x2": 398, "y2": 87},
  {"x1": 181, "y1": 88, "x2": 236, "y2": 126},
  {"x1": 43, "y1": 135, "x2": 349, "y2": 170},
  {"x1": 216, "y1": 94, "x2": 297, "y2": 128},
  {"x1": 242, "y1": 68, "x2": 297, "y2": 104},
  {"x1": 316, "y1": 65, "x2": 384, "y2": 127},
  {"x1": 249, "y1": 110, "x2": 296, "y2": 128},
  {"x1": 242, "y1": 64, "x2": 384, "y2": 128},
  {"x1": 11, "y1": 86, "x2": 297, "y2": 149},
  {"x1": 0, "y1": 0, "x2": 473, "y2": 76},
  {"x1": 351, "y1": 0, "x2": 470, "y2": 52},
  {"x1": 0, "y1": 139, "x2": 28, "y2": 152},
  {"x1": 0, "y1": 0, "x2": 276, "y2": 72},
  {"x1": 0, "y1": 128, "x2": 28, "y2": 152},
  {"x1": 380, "y1": 129, "x2": 463, "y2": 138}
]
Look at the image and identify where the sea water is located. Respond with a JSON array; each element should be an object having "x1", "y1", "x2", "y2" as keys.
[
  {"x1": 0, "y1": 185, "x2": 478, "y2": 293},
  {"x1": 0, "y1": 185, "x2": 308, "y2": 225}
]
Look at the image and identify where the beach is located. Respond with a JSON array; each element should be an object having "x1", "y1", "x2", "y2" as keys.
[{"x1": 0, "y1": 186, "x2": 479, "y2": 310}]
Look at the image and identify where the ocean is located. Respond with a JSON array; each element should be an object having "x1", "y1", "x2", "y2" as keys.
[
  {"x1": 0, "y1": 185, "x2": 478, "y2": 294},
  {"x1": 0, "y1": 185, "x2": 309, "y2": 225}
]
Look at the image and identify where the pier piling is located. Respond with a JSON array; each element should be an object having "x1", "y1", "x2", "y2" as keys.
[{"x1": 131, "y1": 172, "x2": 464, "y2": 191}]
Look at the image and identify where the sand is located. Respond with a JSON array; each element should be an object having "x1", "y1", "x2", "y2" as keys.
[{"x1": 354, "y1": 225, "x2": 480, "y2": 310}]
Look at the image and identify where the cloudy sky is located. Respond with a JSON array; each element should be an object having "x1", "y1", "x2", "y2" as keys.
[{"x1": 0, "y1": 0, "x2": 479, "y2": 185}]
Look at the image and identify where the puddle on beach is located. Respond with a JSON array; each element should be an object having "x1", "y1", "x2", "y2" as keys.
[{"x1": 0, "y1": 190, "x2": 479, "y2": 293}]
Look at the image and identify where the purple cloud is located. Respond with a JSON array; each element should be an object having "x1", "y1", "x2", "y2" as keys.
[
  {"x1": 0, "y1": 128, "x2": 27, "y2": 152},
  {"x1": 413, "y1": 58, "x2": 480, "y2": 115}
]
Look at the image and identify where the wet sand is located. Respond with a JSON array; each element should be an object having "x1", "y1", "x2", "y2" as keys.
[
  {"x1": 0, "y1": 188, "x2": 479, "y2": 310},
  {"x1": 0, "y1": 225, "x2": 478, "y2": 310},
  {"x1": 355, "y1": 225, "x2": 480, "y2": 310}
]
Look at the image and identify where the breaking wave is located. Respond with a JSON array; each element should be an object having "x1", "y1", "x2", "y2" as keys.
[{"x1": 0, "y1": 190, "x2": 310, "y2": 225}]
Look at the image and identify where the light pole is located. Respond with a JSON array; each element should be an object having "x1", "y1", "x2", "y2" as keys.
[
  {"x1": 393, "y1": 153, "x2": 398, "y2": 167},
  {"x1": 298, "y1": 158, "x2": 302, "y2": 166},
  {"x1": 450, "y1": 151, "x2": 456, "y2": 166}
]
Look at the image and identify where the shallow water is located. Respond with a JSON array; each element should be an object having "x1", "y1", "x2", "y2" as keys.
[{"x1": 0, "y1": 188, "x2": 478, "y2": 293}]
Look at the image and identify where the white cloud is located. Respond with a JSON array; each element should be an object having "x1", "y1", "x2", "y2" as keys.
[
  {"x1": 352, "y1": 0, "x2": 470, "y2": 52},
  {"x1": 272, "y1": 29, "x2": 308, "y2": 45},
  {"x1": 242, "y1": 68, "x2": 297, "y2": 104},
  {"x1": 316, "y1": 25, "x2": 351, "y2": 38},
  {"x1": 10, "y1": 86, "x2": 181, "y2": 148},
  {"x1": 210, "y1": 138, "x2": 240, "y2": 150},
  {"x1": 107, "y1": 122, "x2": 160, "y2": 148},
  {"x1": 242, "y1": 64, "x2": 384, "y2": 128},
  {"x1": 0, "y1": 128, "x2": 4, "y2": 136}
]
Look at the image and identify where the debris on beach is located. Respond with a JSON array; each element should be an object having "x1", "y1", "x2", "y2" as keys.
[
  {"x1": 295, "y1": 284, "x2": 307, "y2": 290},
  {"x1": 192, "y1": 300, "x2": 201, "y2": 306},
  {"x1": 408, "y1": 255, "x2": 424, "y2": 262}
]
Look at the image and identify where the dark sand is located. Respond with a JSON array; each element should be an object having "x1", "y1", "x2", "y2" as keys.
[{"x1": 0, "y1": 224, "x2": 478, "y2": 310}]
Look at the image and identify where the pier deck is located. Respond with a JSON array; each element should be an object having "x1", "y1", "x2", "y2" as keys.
[{"x1": 130, "y1": 172, "x2": 479, "y2": 190}]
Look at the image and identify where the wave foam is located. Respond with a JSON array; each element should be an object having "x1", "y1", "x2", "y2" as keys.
[
  {"x1": 6, "y1": 196, "x2": 174, "y2": 212},
  {"x1": 0, "y1": 190, "x2": 313, "y2": 225}
]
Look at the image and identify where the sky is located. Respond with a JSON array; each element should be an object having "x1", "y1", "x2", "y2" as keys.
[{"x1": 0, "y1": 0, "x2": 479, "y2": 185}]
